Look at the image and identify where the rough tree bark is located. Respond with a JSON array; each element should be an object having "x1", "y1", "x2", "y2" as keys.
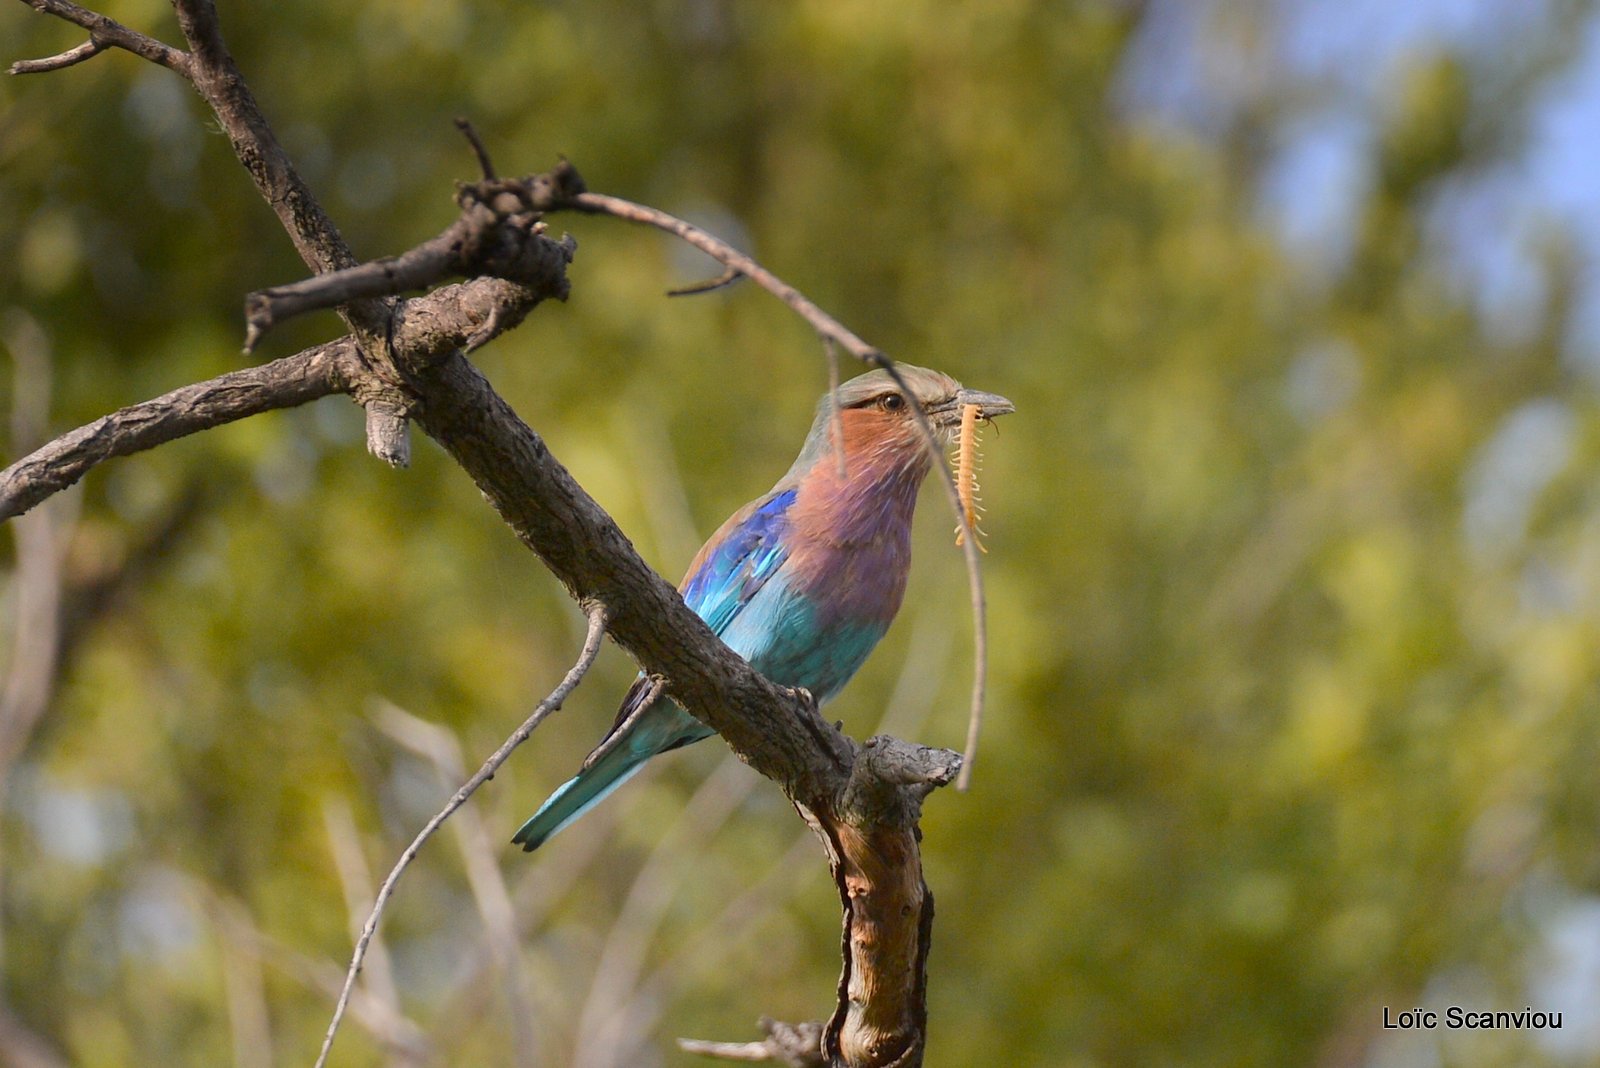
[{"x1": 4, "y1": 3, "x2": 979, "y2": 1065}]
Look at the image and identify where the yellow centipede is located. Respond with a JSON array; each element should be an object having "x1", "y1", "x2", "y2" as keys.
[{"x1": 954, "y1": 402, "x2": 987, "y2": 553}]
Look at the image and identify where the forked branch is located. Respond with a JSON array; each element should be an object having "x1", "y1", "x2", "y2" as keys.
[{"x1": 10, "y1": 0, "x2": 188, "y2": 73}]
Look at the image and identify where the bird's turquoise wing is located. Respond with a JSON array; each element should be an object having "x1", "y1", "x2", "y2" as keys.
[
  {"x1": 680, "y1": 488, "x2": 797, "y2": 636},
  {"x1": 512, "y1": 488, "x2": 800, "y2": 852}
]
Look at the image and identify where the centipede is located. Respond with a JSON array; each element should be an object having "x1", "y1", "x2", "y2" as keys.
[{"x1": 954, "y1": 402, "x2": 988, "y2": 553}]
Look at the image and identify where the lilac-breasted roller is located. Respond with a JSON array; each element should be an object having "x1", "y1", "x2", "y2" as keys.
[{"x1": 512, "y1": 364, "x2": 1014, "y2": 851}]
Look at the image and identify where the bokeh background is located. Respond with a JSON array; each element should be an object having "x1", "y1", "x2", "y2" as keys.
[{"x1": 4, "y1": 0, "x2": 1600, "y2": 1065}]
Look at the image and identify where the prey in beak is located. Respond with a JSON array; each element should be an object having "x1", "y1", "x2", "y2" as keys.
[
  {"x1": 939, "y1": 386, "x2": 1013, "y2": 553},
  {"x1": 929, "y1": 386, "x2": 1016, "y2": 439}
]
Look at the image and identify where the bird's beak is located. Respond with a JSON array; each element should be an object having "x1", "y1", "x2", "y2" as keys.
[
  {"x1": 957, "y1": 388, "x2": 1016, "y2": 421},
  {"x1": 920, "y1": 385, "x2": 1016, "y2": 434},
  {"x1": 934, "y1": 388, "x2": 1015, "y2": 428}
]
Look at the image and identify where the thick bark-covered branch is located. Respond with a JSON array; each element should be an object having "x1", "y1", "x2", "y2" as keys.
[
  {"x1": 0, "y1": 259, "x2": 574, "y2": 524},
  {"x1": 170, "y1": 0, "x2": 363, "y2": 284}
]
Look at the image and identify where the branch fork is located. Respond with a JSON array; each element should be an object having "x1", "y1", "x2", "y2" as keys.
[{"x1": 242, "y1": 167, "x2": 584, "y2": 354}]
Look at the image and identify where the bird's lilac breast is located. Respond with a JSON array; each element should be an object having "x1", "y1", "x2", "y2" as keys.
[
  {"x1": 783, "y1": 450, "x2": 922, "y2": 631},
  {"x1": 785, "y1": 530, "x2": 912, "y2": 631}
]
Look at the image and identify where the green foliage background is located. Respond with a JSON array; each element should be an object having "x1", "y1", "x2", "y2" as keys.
[{"x1": 3, "y1": 1, "x2": 1600, "y2": 1065}]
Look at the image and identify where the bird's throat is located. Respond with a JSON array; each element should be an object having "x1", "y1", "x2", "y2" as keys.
[{"x1": 793, "y1": 446, "x2": 930, "y2": 548}]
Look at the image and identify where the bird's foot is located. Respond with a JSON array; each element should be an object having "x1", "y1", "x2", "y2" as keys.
[{"x1": 787, "y1": 685, "x2": 818, "y2": 714}]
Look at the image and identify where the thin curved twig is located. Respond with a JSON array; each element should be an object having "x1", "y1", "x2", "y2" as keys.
[
  {"x1": 666, "y1": 265, "x2": 743, "y2": 297},
  {"x1": 823, "y1": 337, "x2": 847, "y2": 479},
  {"x1": 314, "y1": 605, "x2": 609, "y2": 1068},
  {"x1": 370, "y1": 699, "x2": 539, "y2": 1066}
]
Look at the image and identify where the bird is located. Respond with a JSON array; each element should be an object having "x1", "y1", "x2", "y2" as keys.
[{"x1": 512, "y1": 363, "x2": 1014, "y2": 851}]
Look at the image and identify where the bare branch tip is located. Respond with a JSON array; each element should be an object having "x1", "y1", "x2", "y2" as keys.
[
  {"x1": 677, "y1": 1037, "x2": 774, "y2": 1062},
  {"x1": 364, "y1": 402, "x2": 411, "y2": 469},
  {"x1": 666, "y1": 265, "x2": 743, "y2": 297},
  {"x1": 953, "y1": 734, "x2": 980, "y2": 793},
  {"x1": 9, "y1": 37, "x2": 106, "y2": 75},
  {"x1": 453, "y1": 116, "x2": 497, "y2": 180},
  {"x1": 241, "y1": 291, "x2": 275, "y2": 352},
  {"x1": 550, "y1": 157, "x2": 587, "y2": 198},
  {"x1": 678, "y1": 1018, "x2": 825, "y2": 1066}
]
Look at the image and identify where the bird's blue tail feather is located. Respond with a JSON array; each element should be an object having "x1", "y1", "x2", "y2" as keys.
[{"x1": 511, "y1": 743, "x2": 649, "y2": 852}]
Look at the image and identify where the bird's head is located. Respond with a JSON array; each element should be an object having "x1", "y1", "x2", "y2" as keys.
[{"x1": 793, "y1": 363, "x2": 1015, "y2": 477}]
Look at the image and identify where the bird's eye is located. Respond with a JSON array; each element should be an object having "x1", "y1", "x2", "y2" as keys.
[{"x1": 879, "y1": 393, "x2": 906, "y2": 413}]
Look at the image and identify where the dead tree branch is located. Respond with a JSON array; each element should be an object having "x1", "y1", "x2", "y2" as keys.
[
  {"x1": 6, "y1": 35, "x2": 102, "y2": 74},
  {"x1": 0, "y1": 340, "x2": 351, "y2": 522},
  {"x1": 10, "y1": 0, "x2": 186, "y2": 72},
  {"x1": 680, "y1": 1019, "x2": 827, "y2": 1067},
  {"x1": 666, "y1": 264, "x2": 743, "y2": 297},
  {"x1": 241, "y1": 170, "x2": 583, "y2": 352}
]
